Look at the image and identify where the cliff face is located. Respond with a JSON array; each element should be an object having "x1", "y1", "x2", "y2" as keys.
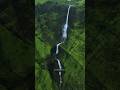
[{"x1": 35, "y1": 1, "x2": 85, "y2": 90}]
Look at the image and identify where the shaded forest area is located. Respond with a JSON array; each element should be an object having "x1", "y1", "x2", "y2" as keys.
[{"x1": 0, "y1": 0, "x2": 34, "y2": 90}]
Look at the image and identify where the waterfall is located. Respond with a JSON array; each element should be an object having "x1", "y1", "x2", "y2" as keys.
[
  {"x1": 48, "y1": 5, "x2": 72, "y2": 87},
  {"x1": 55, "y1": 5, "x2": 72, "y2": 56},
  {"x1": 54, "y1": 58, "x2": 63, "y2": 86},
  {"x1": 56, "y1": 42, "x2": 63, "y2": 54},
  {"x1": 56, "y1": 59, "x2": 62, "y2": 84},
  {"x1": 66, "y1": 5, "x2": 71, "y2": 25},
  {"x1": 55, "y1": 5, "x2": 71, "y2": 86},
  {"x1": 62, "y1": 5, "x2": 71, "y2": 41}
]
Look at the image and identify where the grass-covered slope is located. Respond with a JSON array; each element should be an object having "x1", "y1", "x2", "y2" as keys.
[{"x1": 35, "y1": 0, "x2": 85, "y2": 90}]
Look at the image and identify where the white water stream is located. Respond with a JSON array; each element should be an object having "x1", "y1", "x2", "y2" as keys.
[
  {"x1": 56, "y1": 42, "x2": 63, "y2": 54},
  {"x1": 62, "y1": 5, "x2": 72, "y2": 41},
  {"x1": 54, "y1": 5, "x2": 72, "y2": 86},
  {"x1": 56, "y1": 58, "x2": 62, "y2": 84}
]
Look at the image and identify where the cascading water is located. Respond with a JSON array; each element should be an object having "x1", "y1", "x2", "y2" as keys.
[
  {"x1": 55, "y1": 5, "x2": 72, "y2": 55},
  {"x1": 56, "y1": 42, "x2": 63, "y2": 55},
  {"x1": 62, "y1": 5, "x2": 72, "y2": 42},
  {"x1": 52, "y1": 5, "x2": 72, "y2": 87},
  {"x1": 43, "y1": 2, "x2": 72, "y2": 88},
  {"x1": 56, "y1": 59, "x2": 63, "y2": 86}
]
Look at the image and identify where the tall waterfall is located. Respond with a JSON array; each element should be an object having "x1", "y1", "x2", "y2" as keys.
[
  {"x1": 55, "y1": 5, "x2": 72, "y2": 56},
  {"x1": 48, "y1": 5, "x2": 72, "y2": 87},
  {"x1": 62, "y1": 5, "x2": 72, "y2": 41},
  {"x1": 54, "y1": 5, "x2": 72, "y2": 86}
]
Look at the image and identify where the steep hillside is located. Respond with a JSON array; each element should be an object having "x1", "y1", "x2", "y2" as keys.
[{"x1": 35, "y1": 0, "x2": 85, "y2": 90}]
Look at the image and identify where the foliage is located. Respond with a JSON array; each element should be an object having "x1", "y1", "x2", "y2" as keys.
[{"x1": 35, "y1": 0, "x2": 85, "y2": 90}]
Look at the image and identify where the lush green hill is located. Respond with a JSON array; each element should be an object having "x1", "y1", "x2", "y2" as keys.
[{"x1": 35, "y1": 0, "x2": 85, "y2": 90}]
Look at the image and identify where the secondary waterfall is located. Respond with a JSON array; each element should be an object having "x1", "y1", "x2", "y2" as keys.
[
  {"x1": 56, "y1": 58, "x2": 62, "y2": 84},
  {"x1": 56, "y1": 42, "x2": 63, "y2": 54}
]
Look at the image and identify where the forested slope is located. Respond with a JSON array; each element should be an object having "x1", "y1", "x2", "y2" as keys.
[
  {"x1": 35, "y1": 0, "x2": 85, "y2": 90},
  {"x1": 0, "y1": 1, "x2": 34, "y2": 90}
]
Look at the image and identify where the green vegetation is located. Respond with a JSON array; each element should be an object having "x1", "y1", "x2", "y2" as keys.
[
  {"x1": 35, "y1": 0, "x2": 85, "y2": 90},
  {"x1": 35, "y1": 0, "x2": 85, "y2": 8},
  {"x1": 35, "y1": 0, "x2": 48, "y2": 5}
]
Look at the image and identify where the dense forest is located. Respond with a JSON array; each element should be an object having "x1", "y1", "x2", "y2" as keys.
[
  {"x1": 35, "y1": 0, "x2": 85, "y2": 90},
  {"x1": 0, "y1": 0, "x2": 120, "y2": 90}
]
